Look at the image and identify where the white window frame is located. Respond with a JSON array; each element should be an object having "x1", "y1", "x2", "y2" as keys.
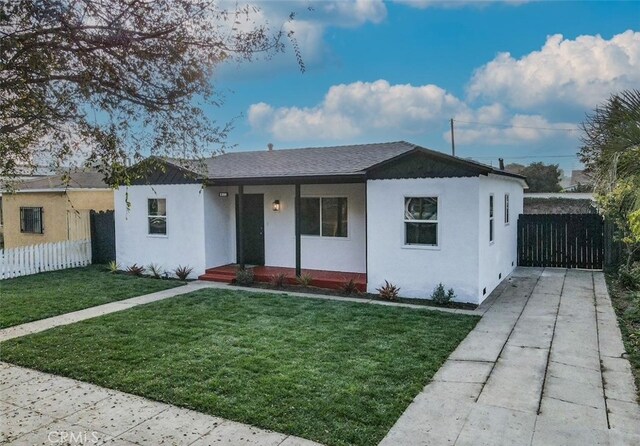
[
  {"x1": 504, "y1": 193, "x2": 510, "y2": 225},
  {"x1": 147, "y1": 198, "x2": 167, "y2": 237},
  {"x1": 300, "y1": 196, "x2": 349, "y2": 239},
  {"x1": 489, "y1": 194, "x2": 495, "y2": 244},
  {"x1": 403, "y1": 196, "x2": 439, "y2": 249}
]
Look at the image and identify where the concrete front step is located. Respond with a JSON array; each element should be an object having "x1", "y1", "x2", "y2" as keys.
[{"x1": 198, "y1": 273, "x2": 235, "y2": 283}]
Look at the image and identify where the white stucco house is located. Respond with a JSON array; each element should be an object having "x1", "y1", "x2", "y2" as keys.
[{"x1": 115, "y1": 141, "x2": 527, "y2": 304}]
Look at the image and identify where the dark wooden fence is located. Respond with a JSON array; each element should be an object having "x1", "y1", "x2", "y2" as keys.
[
  {"x1": 517, "y1": 214, "x2": 604, "y2": 269},
  {"x1": 90, "y1": 210, "x2": 115, "y2": 264}
]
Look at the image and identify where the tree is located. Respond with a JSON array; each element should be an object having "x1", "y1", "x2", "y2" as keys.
[
  {"x1": 505, "y1": 162, "x2": 563, "y2": 193},
  {"x1": 580, "y1": 89, "x2": 640, "y2": 266},
  {"x1": 1, "y1": 0, "x2": 301, "y2": 187}
]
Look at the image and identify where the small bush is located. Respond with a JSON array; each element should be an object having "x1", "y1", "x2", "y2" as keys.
[
  {"x1": 376, "y1": 280, "x2": 400, "y2": 300},
  {"x1": 619, "y1": 262, "x2": 640, "y2": 290},
  {"x1": 147, "y1": 263, "x2": 162, "y2": 279},
  {"x1": 431, "y1": 283, "x2": 455, "y2": 306},
  {"x1": 235, "y1": 268, "x2": 254, "y2": 286},
  {"x1": 270, "y1": 273, "x2": 287, "y2": 288},
  {"x1": 341, "y1": 278, "x2": 360, "y2": 295},
  {"x1": 297, "y1": 273, "x2": 313, "y2": 287},
  {"x1": 107, "y1": 260, "x2": 120, "y2": 274},
  {"x1": 174, "y1": 265, "x2": 193, "y2": 281},
  {"x1": 126, "y1": 263, "x2": 145, "y2": 276}
]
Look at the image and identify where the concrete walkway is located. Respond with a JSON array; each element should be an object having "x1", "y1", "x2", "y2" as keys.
[
  {"x1": 380, "y1": 267, "x2": 640, "y2": 445},
  {"x1": 0, "y1": 362, "x2": 320, "y2": 445}
]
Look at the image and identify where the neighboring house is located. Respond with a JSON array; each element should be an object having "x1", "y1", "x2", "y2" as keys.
[
  {"x1": 115, "y1": 141, "x2": 527, "y2": 304},
  {"x1": 563, "y1": 169, "x2": 594, "y2": 192},
  {"x1": 1, "y1": 171, "x2": 114, "y2": 249},
  {"x1": 0, "y1": 165, "x2": 56, "y2": 248}
]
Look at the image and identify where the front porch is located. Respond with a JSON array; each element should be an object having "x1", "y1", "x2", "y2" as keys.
[{"x1": 199, "y1": 264, "x2": 367, "y2": 292}]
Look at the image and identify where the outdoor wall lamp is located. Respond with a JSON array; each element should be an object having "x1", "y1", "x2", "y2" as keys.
[{"x1": 272, "y1": 200, "x2": 281, "y2": 212}]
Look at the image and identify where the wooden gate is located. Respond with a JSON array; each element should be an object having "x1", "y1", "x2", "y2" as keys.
[{"x1": 517, "y1": 214, "x2": 604, "y2": 269}]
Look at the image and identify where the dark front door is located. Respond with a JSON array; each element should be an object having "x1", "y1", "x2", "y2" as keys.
[{"x1": 236, "y1": 194, "x2": 265, "y2": 265}]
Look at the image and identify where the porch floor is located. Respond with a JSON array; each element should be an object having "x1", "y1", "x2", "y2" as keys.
[{"x1": 199, "y1": 264, "x2": 367, "y2": 292}]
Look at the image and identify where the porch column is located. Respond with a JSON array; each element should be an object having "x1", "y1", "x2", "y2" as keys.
[
  {"x1": 238, "y1": 185, "x2": 245, "y2": 269},
  {"x1": 295, "y1": 183, "x2": 301, "y2": 276}
]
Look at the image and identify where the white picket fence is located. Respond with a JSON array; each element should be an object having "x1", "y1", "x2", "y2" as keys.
[{"x1": 0, "y1": 239, "x2": 92, "y2": 280}]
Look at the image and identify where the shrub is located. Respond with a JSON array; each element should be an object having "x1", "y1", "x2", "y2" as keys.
[
  {"x1": 174, "y1": 265, "x2": 193, "y2": 281},
  {"x1": 376, "y1": 280, "x2": 400, "y2": 300},
  {"x1": 270, "y1": 273, "x2": 287, "y2": 288},
  {"x1": 147, "y1": 263, "x2": 162, "y2": 279},
  {"x1": 235, "y1": 268, "x2": 254, "y2": 286},
  {"x1": 297, "y1": 273, "x2": 313, "y2": 287},
  {"x1": 619, "y1": 262, "x2": 640, "y2": 290},
  {"x1": 107, "y1": 260, "x2": 120, "y2": 274},
  {"x1": 431, "y1": 283, "x2": 455, "y2": 306},
  {"x1": 341, "y1": 278, "x2": 360, "y2": 295},
  {"x1": 126, "y1": 263, "x2": 145, "y2": 276}
]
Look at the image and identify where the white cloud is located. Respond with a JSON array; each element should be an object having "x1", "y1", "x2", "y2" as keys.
[
  {"x1": 449, "y1": 104, "x2": 579, "y2": 145},
  {"x1": 248, "y1": 80, "x2": 465, "y2": 141},
  {"x1": 468, "y1": 30, "x2": 640, "y2": 109}
]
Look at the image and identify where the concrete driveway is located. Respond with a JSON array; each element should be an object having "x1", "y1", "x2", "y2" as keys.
[{"x1": 380, "y1": 267, "x2": 640, "y2": 446}]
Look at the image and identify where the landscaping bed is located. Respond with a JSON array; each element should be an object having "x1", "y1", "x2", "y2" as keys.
[
  {"x1": 0, "y1": 265, "x2": 184, "y2": 329},
  {"x1": 606, "y1": 273, "x2": 640, "y2": 402},
  {"x1": 0, "y1": 288, "x2": 479, "y2": 446},
  {"x1": 240, "y1": 282, "x2": 478, "y2": 311}
]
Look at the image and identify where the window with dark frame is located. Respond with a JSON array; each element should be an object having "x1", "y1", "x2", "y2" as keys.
[
  {"x1": 148, "y1": 198, "x2": 167, "y2": 235},
  {"x1": 489, "y1": 194, "x2": 494, "y2": 242},
  {"x1": 300, "y1": 197, "x2": 348, "y2": 237},
  {"x1": 504, "y1": 193, "x2": 510, "y2": 225},
  {"x1": 404, "y1": 197, "x2": 438, "y2": 246},
  {"x1": 20, "y1": 207, "x2": 44, "y2": 234}
]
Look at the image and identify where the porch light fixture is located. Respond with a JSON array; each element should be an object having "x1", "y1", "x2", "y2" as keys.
[{"x1": 272, "y1": 200, "x2": 281, "y2": 212}]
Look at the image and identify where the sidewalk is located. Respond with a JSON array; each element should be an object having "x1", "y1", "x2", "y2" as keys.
[
  {"x1": 0, "y1": 362, "x2": 320, "y2": 445},
  {"x1": 379, "y1": 268, "x2": 640, "y2": 445}
]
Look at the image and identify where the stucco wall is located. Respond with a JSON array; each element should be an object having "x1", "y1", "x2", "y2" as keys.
[
  {"x1": 2, "y1": 189, "x2": 113, "y2": 249},
  {"x1": 115, "y1": 184, "x2": 206, "y2": 278},
  {"x1": 366, "y1": 177, "x2": 481, "y2": 302},
  {"x1": 204, "y1": 183, "x2": 367, "y2": 273},
  {"x1": 477, "y1": 174, "x2": 524, "y2": 303}
]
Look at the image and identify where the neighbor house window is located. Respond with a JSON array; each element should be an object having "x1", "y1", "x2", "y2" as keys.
[
  {"x1": 148, "y1": 198, "x2": 167, "y2": 235},
  {"x1": 404, "y1": 197, "x2": 438, "y2": 246},
  {"x1": 504, "y1": 194, "x2": 510, "y2": 225},
  {"x1": 489, "y1": 195, "x2": 494, "y2": 243},
  {"x1": 20, "y1": 207, "x2": 43, "y2": 234},
  {"x1": 300, "y1": 197, "x2": 347, "y2": 237}
]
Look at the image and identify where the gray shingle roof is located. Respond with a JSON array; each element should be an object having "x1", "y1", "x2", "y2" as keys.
[
  {"x1": 161, "y1": 141, "x2": 526, "y2": 184},
  {"x1": 200, "y1": 141, "x2": 416, "y2": 179},
  {"x1": 17, "y1": 171, "x2": 109, "y2": 191}
]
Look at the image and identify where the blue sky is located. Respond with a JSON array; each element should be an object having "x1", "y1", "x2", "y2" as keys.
[{"x1": 209, "y1": 1, "x2": 640, "y2": 175}]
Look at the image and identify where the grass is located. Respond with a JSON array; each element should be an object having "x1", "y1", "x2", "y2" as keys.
[
  {"x1": 606, "y1": 273, "x2": 640, "y2": 402},
  {"x1": 0, "y1": 265, "x2": 183, "y2": 329},
  {"x1": 0, "y1": 289, "x2": 479, "y2": 446}
]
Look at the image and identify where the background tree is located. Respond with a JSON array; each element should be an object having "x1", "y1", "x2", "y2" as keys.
[
  {"x1": 505, "y1": 162, "x2": 563, "y2": 193},
  {"x1": 1, "y1": 0, "x2": 301, "y2": 187},
  {"x1": 580, "y1": 89, "x2": 640, "y2": 266}
]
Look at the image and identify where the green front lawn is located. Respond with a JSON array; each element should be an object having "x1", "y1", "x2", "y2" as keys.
[
  {"x1": 0, "y1": 266, "x2": 183, "y2": 328},
  {"x1": 0, "y1": 289, "x2": 478, "y2": 446}
]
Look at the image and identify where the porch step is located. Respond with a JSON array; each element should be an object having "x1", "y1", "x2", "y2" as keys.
[{"x1": 198, "y1": 272, "x2": 235, "y2": 284}]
